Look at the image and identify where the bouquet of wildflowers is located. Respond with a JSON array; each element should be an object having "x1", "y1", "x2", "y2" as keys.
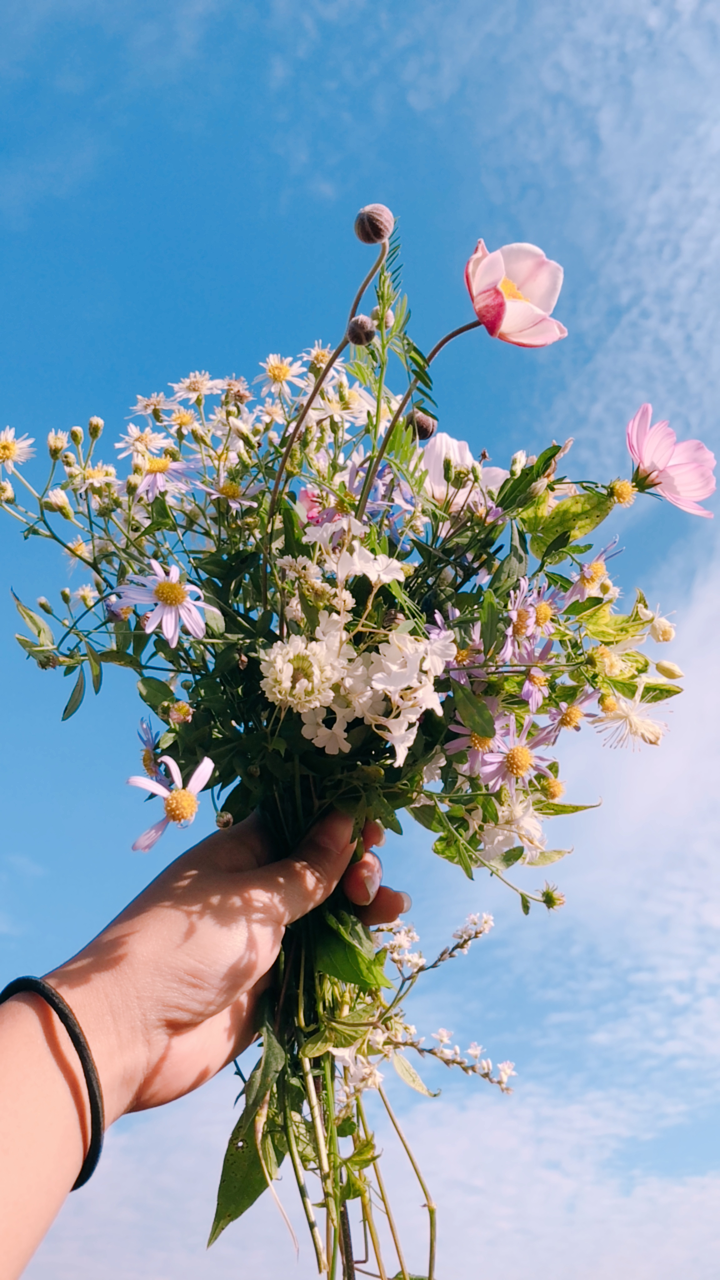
[{"x1": 1, "y1": 202, "x2": 715, "y2": 1279}]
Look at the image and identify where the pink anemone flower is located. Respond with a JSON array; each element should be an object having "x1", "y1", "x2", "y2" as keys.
[
  {"x1": 115, "y1": 560, "x2": 206, "y2": 648},
  {"x1": 128, "y1": 755, "x2": 214, "y2": 851},
  {"x1": 626, "y1": 404, "x2": 716, "y2": 518},
  {"x1": 465, "y1": 241, "x2": 567, "y2": 348}
]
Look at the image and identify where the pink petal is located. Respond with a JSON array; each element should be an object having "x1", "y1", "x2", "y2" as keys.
[
  {"x1": 658, "y1": 490, "x2": 713, "y2": 517},
  {"x1": 626, "y1": 404, "x2": 653, "y2": 465},
  {"x1": 499, "y1": 313, "x2": 567, "y2": 347},
  {"x1": 500, "y1": 243, "x2": 564, "y2": 313},
  {"x1": 132, "y1": 818, "x2": 170, "y2": 852},
  {"x1": 159, "y1": 755, "x2": 183, "y2": 789},
  {"x1": 642, "y1": 421, "x2": 676, "y2": 471},
  {"x1": 150, "y1": 558, "x2": 165, "y2": 580},
  {"x1": 127, "y1": 775, "x2": 170, "y2": 798},
  {"x1": 659, "y1": 464, "x2": 716, "y2": 500},
  {"x1": 188, "y1": 756, "x2": 214, "y2": 794},
  {"x1": 161, "y1": 606, "x2": 180, "y2": 648},
  {"x1": 464, "y1": 242, "x2": 505, "y2": 297},
  {"x1": 667, "y1": 439, "x2": 716, "y2": 470},
  {"x1": 472, "y1": 288, "x2": 507, "y2": 337},
  {"x1": 179, "y1": 601, "x2": 206, "y2": 639}
]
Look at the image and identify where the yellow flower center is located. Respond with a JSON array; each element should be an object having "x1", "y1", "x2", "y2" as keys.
[
  {"x1": 599, "y1": 693, "x2": 618, "y2": 714},
  {"x1": 146, "y1": 457, "x2": 172, "y2": 474},
  {"x1": 266, "y1": 360, "x2": 291, "y2": 384},
  {"x1": 172, "y1": 409, "x2": 196, "y2": 428},
  {"x1": 142, "y1": 748, "x2": 157, "y2": 776},
  {"x1": 587, "y1": 560, "x2": 607, "y2": 585},
  {"x1": 154, "y1": 580, "x2": 188, "y2": 606},
  {"x1": 528, "y1": 671, "x2": 548, "y2": 688},
  {"x1": 469, "y1": 733, "x2": 494, "y2": 751},
  {"x1": 455, "y1": 647, "x2": 471, "y2": 664},
  {"x1": 513, "y1": 607, "x2": 531, "y2": 638},
  {"x1": 164, "y1": 789, "x2": 198, "y2": 823},
  {"x1": 559, "y1": 705, "x2": 584, "y2": 728},
  {"x1": 543, "y1": 777, "x2": 566, "y2": 800},
  {"x1": 290, "y1": 654, "x2": 315, "y2": 689},
  {"x1": 499, "y1": 276, "x2": 530, "y2": 303},
  {"x1": 610, "y1": 479, "x2": 637, "y2": 507},
  {"x1": 218, "y1": 480, "x2": 241, "y2": 499},
  {"x1": 0, "y1": 440, "x2": 18, "y2": 462},
  {"x1": 505, "y1": 745, "x2": 534, "y2": 777},
  {"x1": 535, "y1": 602, "x2": 553, "y2": 627},
  {"x1": 85, "y1": 464, "x2": 114, "y2": 484}
]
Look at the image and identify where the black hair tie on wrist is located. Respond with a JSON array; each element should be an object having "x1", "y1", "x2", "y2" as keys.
[{"x1": 0, "y1": 976, "x2": 105, "y2": 1189}]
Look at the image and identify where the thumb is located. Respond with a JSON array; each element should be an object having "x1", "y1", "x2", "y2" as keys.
[{"x1": 251, "y1": 811, "x2": 357, "y2": 926}]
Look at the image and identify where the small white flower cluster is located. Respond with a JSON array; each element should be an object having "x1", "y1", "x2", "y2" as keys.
[
  {"x1": 452, "y1": 911, "x2": 494, "y2": 952},
  {"x1": 382, "y1": 921, "x2": 426, "y2": 974}
]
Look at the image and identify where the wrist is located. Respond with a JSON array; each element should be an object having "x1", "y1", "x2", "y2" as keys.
[{"x1": 46, "y1": 962, "x2": 149, "y2": 1127}]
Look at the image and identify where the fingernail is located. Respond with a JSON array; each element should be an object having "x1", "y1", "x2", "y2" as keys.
[
  {"x1": 375, "y1": 828, "x2": 386, "y2": 847},
  {"x1": 361, "y1": 866, "x2": 382, "y2": 904},
  {"x1": 399, "y1": 892, "x2": 412, "y2": 913}
]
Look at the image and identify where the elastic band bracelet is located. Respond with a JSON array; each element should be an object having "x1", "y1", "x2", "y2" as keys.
[{"x1": 0, "y1": 976, "x2": 105, "y2": 1190}]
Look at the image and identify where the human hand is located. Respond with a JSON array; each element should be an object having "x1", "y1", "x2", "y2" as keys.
[{"x1": 47, "y1": 811, "x2": 408, "y2": 1128}]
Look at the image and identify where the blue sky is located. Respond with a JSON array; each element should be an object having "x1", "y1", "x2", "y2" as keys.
[{"x1": 1, "y1": 1, "x2": 720, "y2": 1276}]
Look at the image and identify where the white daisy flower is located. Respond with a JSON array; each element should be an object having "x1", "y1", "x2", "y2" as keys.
[
  {"x1": 0, "y1": 426, "x2": 35, "y2": 474},
  {"x1": 255, "y1": 354, "x2": 307, "y2": 398},
  {"x1": 115, "y1": 424, "x2": 171, "y2": 460},
  {"x1": 170, "y1": 371, "x2": 226, "y2": 402},
  {"x1": 114, "y1": 560, "x2": 206, "y2": 649},
  {"x1": 127, "y1": 755, "x2": 214, "y2": 851}
]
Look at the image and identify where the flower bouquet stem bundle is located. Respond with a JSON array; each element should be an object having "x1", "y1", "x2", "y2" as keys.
[{"x1": 1, "y1": 202, "x2": 715, "y2": 1278}]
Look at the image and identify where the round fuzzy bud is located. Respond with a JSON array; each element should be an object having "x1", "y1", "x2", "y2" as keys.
[
  {"x1": 125, "y1": 474, "x2": 141, "y2": 495},
  {"x1": 88, "y1": 416, "x2": 104, "y2": 439},
  {"x1": 60, "y1": 587, "x2": 71, "y2": 606},
  {"x1": 406, "y1": 409, "x2": 437, "y2": 441},
  {"x1": 70, "y1": 426, "x2": 84, "y2": 446},
  {"x1": 354, "y1": 204, "x2": 395, "y2": 245},
  {"x1": 347, "y1": 315, "x2": 377, "y2": 346},
  {"x1": 61, "y1": 452, "x2": 76, "y2": 469},
  {"x1": 371, "y1": 305, "x2": 395, "y2": 330},
  {"x1": 37, "y1": 597, "x2": 53, "y2": 615},
  {"x1": 0, "y1": 481, "x2": 15, "y2": 503},
  {"x1": 382, "y1": 608, "x2": 405, "y2": 629},
  {"x1": 215, "y1": 811, "x2": 234, "y2": 830}
]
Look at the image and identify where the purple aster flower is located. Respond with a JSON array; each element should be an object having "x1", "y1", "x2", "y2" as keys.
[
  {"x1": 135, "y1": 457, "x2": 194, "y2": 502},
  {"x1": 115, "y1": 560, "x2": 206, "y2": 649},
  {"x1": 127, "y1": 755, "x2": 214, "y2": 851},
  {"x1": 478, "y1": 715, "x2": 555, "y2": 799},
  {"x1": 497, "y1": 578, "x2": 537, "y2": 662}
]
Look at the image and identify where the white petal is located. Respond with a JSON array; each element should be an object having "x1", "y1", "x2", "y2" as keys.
[{"x1": 127, "y1": 775, "x2": 170, "y2": 798}]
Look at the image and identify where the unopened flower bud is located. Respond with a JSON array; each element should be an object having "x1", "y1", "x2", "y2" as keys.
[
  {"x1": 88, "y1": 416, "x2": 104, "y2": 439},
  {"x1": 541, "y1": 776, "x2": 565, "y2": 801},
  {"x1": 61, "y1": 452, "x2": 76, "y2": 469},
  {"x1": 47, "y1": 431, "x2": 69, "y2": 459},
  {"x1": 650, "y1": 616, "x2": 675, "y2": 643},
  {"x1": 655, "y1": 659, "x2": 684, "y2": 680},
  {"x1": 125, "y1": 474, "x2": 141, "y2": 495},
  {"x1": 37, "y1": 652, "x2": 59, "y2": 669},
  {"x1": 70, "y1": 425, "x2": 84, "y2": 446},
  {"x1": 0, "y1": 480, "x2": 15, "y2": 503},
  {"x1": 215, "y1": 811, "x2": 234, "y2": 830},
  {"x1": 168, "y1": 700, "x2": 194, "y2": 725},
  {"x1": 44, "y1": 488, "x2": 73, "y2": 518},
  {"x1": 609, "y1": 478, "x2": 636, "y2": 507},
  {"x1": 371, "y1": 304, "x2": 394, "y2": 329},
  {"x1": 382, "y1": 608, "x2": 405, "y2": 629},
  {"x1": 406, "y1": 409, "x2": 437, "y2": 441},
  {"x1": 347, "y1": 315, "x2": 376, "y2": 346},
  {"x1": 60, "y1": 587, "x2": 71, "y2": 606},
  {"x1": 237, "y1": 650, "x2": 248, "y2": 670},
  {"x1": 354, "y1": 203, "x2": 394, "y2": 244},
  {"x1": 510, "y1": 450, "x2": 527, "y2": 477},
  {"x1": 248, "y1": 763, "x2": 261, "y2": 778},
  {"x1": 528, "y1": 478, "x2": 548, "y2": 498},
  {"x1": 37, "y1": 597, "x2": 53, "y2": 615},
  {"x1": 599, "y1": 692, "x2": 618, "y2": 714}
]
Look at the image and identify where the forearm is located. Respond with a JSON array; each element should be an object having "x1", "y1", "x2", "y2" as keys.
[{"x1": 0, "y1": 995, "x2": 89, "y2": 1280}]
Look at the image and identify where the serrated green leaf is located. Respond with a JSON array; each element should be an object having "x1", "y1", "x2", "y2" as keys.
[
  {"x1": 392, "y1": 1053, "x2": 440, "y2": 1097},
  {"x1": 61, "y1": 666, "x2": 85, "y2": 720}
]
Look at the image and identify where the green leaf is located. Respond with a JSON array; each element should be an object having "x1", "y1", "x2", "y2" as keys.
[
  {"x1": 520, "y1": 894, "x2": 531, "y2": 916},
  {"x1": 137, "y1": 677, "x2": 175, "y2": 710},
  {"x1": 315, "y1": 910, "x2": 392, "y2": 991},
  {"x1": 13, "y1": 593, "x2": 54, "y2": 647},
  {"x1": 532, "y1": 847, "x2": 573, "y2": 866},
  {"x1": 61, "y1": 666, "x2": 85, "y2": 720},
  {"x1": 97, "y1": 648, "x2": 140, "y2": 668},
  {"x1": 84, "y1": 640, "x2": 103, "y2": 694},
  {"x1": 583, "y1": 606, "x2": 647, "y2": 643},
  {"x1": 640, "y1": 682, "x2": 683, "y2": 704},
  {"x1": 205, "y1": 606, "x2": 225, "y2": 636},
  {"x1": 480, "y1": 590, "x2": 499, "y2": 655},
  {"x1": 410, "y1": 803, "x2": 442, "y2": 833},
  {"x1": 344, "y1": 1135, "x2": 379, "y2": 1171},
  {"x1": 392, "y1": 1053, "x2": 440, "y2": 1097},
  {"x1": 529, "y1": 490, "x2": 614, "y2": 558},
  {"x1": 450, "y1": 680, "x2": 495, "y2": 738},
  {"x1": 239, "y1": 1014, "x2": 286, "y2": 1139},
  {"x1": 208, "y1": 1102, "x2": 287, "y2": 1246},
  {"x1": 432, "y1": 831, "x2": 475, "y2": 879},
  {"x1": 299, "y1": 1030, "x2": 337, "y2": 1058},
  {"x1": 533, "y1": 799, "x2": 600, "y2": 816},
  {"x1": 500, "y1": 846, "x2": 524, "y2": 868}
]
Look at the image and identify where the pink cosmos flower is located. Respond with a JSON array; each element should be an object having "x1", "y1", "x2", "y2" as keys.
[
  {"x1": 626, "y1": 404, "x2": 716, "y2": 518},
  {"x1": 465, "y1": 241, "x2": 567, "y2": 348},
  {"x1": 128, "y1": 755, "x2": 214, "y2": 851},
  {"x1": 115, "y1": 560, "x2": 206, "y2": 648}
]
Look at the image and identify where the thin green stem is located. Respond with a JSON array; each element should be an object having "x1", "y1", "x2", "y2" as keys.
[
  {"x1": 347, "y1": 242, "x2": 388, "y2": 325},
  {"x1": 301, "y1": 1056, "x2": 337, "y2": 1228},
  {"x1": 379, "y1": 1087, "x2": 436, "y2": 1280},
  {"x1": 283, "y1": 1087, "x2": 328, "y2": 1274},
  {"x1": 357, "y1": 1097, "x2": 408, "y2": 1280}
]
